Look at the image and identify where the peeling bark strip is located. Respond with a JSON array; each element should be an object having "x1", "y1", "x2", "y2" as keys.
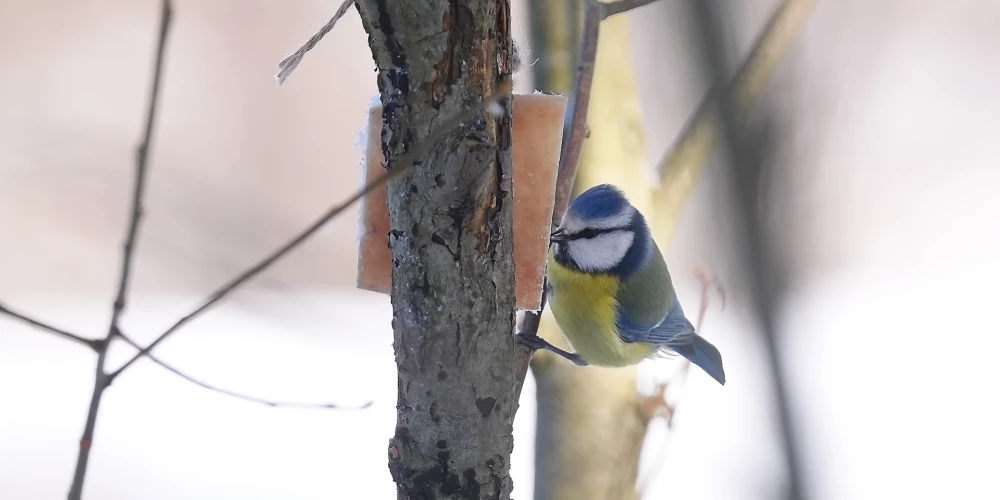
[{"x1": 355, "y1": 1, "x2": 517, "y2": 499}]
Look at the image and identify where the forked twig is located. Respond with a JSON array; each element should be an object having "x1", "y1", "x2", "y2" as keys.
[{"x1": 67, "y1": 3, "x2": 172, "y2": 499}]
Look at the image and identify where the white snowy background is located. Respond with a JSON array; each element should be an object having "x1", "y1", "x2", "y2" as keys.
[{"x1": 2, "y1": 0, "x2": 999, "y2": 499}]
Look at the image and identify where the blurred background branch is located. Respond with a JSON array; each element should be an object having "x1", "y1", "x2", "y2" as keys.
[
  {"x1": 650, "y1": 0, "x2": 816, "y2": 245},
  {"x1": 600, "y1": 0, "x2": 662, "y2": 20},
  {"x1": 682, "y1": 0, "x2": 808, "y2": 498}
]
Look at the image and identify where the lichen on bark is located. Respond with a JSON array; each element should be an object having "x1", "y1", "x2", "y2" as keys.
[{"x1": 354, "y1": 1, "x2": 518, "y2": 499}]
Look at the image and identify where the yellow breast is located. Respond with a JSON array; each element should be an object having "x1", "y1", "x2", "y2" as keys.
[{"x1": 546, "y1": 254, "x2": 657, "y2": 367}]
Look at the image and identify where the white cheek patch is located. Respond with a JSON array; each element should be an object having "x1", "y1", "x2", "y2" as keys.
[{"x1": 567, "y1": 230, "x2": 635, "y2": 272}]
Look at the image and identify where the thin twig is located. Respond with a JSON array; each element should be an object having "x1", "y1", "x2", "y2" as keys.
[
  {"x1": 67, "y1": 2, "x2": 172, "y2": 500},
  {"x1": 0, "y1": 303, "x2": 100, "y2": 351},
  {"x1": 275, "y1": 0, "x2": 355, "y2": 86},
  {"x1": 684, "y1": 0, "x2": 806, "y2": 498},
  {"x1": 693, "y1": 262, "x2": 726, "y2": 329},
  {"x1": 655, "y1": 267, "x2": 722, "y2": 421},
  {"x1": 109, "y1": 0, "x2": 171, "y2": 331},
  {"x1": 513, "y1": 0, "x2": 604, "y2": 401},
  {"x1": 114, "y1": 332, "x2": 372, "y2": 409},
  {"x1": 551, "y1": 0, "x2": 602, "y2": 220},
  {"x1": 599, "y1": 0, "x2": 661, "y2": 20},
  {"x1": 109, "y1": 79, "x2": 514, "y2": 381}
]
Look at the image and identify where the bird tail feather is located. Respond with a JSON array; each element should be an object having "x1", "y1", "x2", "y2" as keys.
[{"x1": 675, "y1": 334, "x2": 726, "y2": 385}]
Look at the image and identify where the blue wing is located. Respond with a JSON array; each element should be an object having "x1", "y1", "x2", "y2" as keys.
[
  {"x1": 646, "y1": 301, "x2": 697, "y2": 346},
  {"x1": 618, "y1": 301, "x2": 726, "y2": 384},
  {"x1": 617, "y1": 300, "x2": 695, "y2": 347}
]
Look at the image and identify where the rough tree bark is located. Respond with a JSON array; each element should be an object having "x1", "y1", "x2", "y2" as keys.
[{"x1": 354, "y1": 1, "x2": 518, "y2": 499}]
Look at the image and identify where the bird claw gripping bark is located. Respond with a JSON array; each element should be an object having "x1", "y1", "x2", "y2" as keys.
[{"x1": 515, "y1": 332, "x2": 590, "y2": 366}]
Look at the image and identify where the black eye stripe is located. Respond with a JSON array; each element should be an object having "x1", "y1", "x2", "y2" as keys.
[{"x1": 565, "y1": 227, "x2": 614, "y2": 240}]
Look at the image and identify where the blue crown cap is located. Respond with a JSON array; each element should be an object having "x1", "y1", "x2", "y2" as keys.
[{"x1": 568, "y1": 184, "x2": 631, "y2": 221}]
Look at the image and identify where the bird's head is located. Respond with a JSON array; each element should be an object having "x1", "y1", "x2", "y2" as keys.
[{"x1": 550, "y1": 184, "x2": 652, "y2": 276}]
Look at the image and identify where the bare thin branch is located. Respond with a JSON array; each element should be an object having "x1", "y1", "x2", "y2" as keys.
[
  {"x1": 692, "y1": 263, "x2": 725, "y2": 331},
  {"x1": 0, "y1": 302, "x2": 100, "y2": 351},
  {"x1": 553, "y1": 0, "x2": 602, "y2": 220},
  {"x1": 275, "y1": 0, "x2": 355, "y2": 85},
  {"x1": 68, "y1": 3, "x2": 173, "y2": 500},
  {"x1": 109, "y1": 0, "x2": 172, "y2": 331},
  {"x1": 514, "y1": 0, "x2": 603, "y2": 399},
  {"x1": 114, "y1": 332, "x2": 371, "y2": 409},
  {"x1": 109, "y1": 79, "x2": 514, "y2": 381},
  {"x1": 599, "y1": 0, "x2": 661, "y2": 20}
]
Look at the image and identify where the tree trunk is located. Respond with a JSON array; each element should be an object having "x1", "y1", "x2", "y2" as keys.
[
  {"x1": 528, "y1": 8, "x2": 652, "y2": 500},
  {"x1": 354, "y1": 2, "x2": 517, "y2": 499}
]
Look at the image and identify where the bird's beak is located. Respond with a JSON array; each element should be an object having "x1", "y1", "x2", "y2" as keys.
[{"x1": 549, "y1": 227, "x2": 567, "y2": 243}]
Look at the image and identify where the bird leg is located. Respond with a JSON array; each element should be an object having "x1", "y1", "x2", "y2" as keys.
[{"x1": 515, "y1": 333, "x2": 589, "y2": 366}]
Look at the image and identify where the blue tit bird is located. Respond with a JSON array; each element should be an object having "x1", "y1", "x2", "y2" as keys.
[{"x1": 517, "y1": 184, "x2": 726, "y2": 385}]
